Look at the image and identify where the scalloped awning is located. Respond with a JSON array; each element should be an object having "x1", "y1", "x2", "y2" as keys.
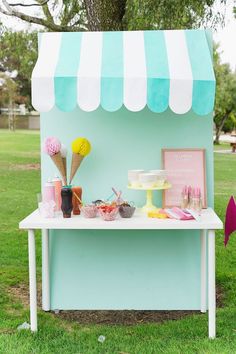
[{"x1": 32, "y1": 29, "x2": 215, "y2": 115}]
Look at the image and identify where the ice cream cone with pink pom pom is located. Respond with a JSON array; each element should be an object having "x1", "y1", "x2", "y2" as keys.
[
  {"x1": 44, "y1": 137, "x2": 67, "y2": 185},
  {"x1": 50, "y1": 152, "x2": 67, "y2": 185}
]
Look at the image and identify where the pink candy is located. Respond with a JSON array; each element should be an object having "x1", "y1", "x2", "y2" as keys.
[{"x1": 43, "y1": 137, "x2": 61, "y2": 156}]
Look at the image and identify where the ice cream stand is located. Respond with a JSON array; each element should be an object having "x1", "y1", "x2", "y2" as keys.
[{"x1": 19, "y1": 29, "x2": 223, "y2": 337}]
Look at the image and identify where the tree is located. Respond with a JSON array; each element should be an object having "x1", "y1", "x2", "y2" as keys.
[
  {"x1": 222, "y1": 113, "x2": 236, "y2": 134},
  {"x1": 0, "y1": 0, "x2": 227, "y2": 32},
  {"x1": 0, "y1": 29, "x2": 37, "y2": 108},
  {"x1": 0, "y1": 72, "x2": 18, "y2": 130},
  {"x1": 214, "y1": 48, "x2": 236, "y2": 144},
  {"x1": 125, "y1": 0, "x2": 227, "y2": 30}
]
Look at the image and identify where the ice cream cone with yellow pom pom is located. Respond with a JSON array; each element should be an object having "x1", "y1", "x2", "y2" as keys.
[{"x1": 69, "y1": 137, "x2": 91, "y2": 184}]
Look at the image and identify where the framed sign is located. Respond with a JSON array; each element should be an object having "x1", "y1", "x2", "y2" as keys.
[{"x1": 162, "y1": 148, "x2": 207, "y2": 208}]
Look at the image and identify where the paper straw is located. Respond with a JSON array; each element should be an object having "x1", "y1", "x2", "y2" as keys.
[{"x1": 73, "y1": 191, "x2": 83, "y2": 204}]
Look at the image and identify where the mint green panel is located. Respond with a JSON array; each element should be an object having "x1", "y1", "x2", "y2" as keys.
[
  {"x1": 185, "y1": 30, "x2": 215, "y2": 115},
  {"x1": 40, "y1": 107, "x2": 213, "y2": 310},
  {"x1": 101, "y1": 32, "x2": 123, "y2": 112},
  {"x1": 50, "y1": 229, "x2": 200, "y2": 310},
  {"x1": 54, "y1": 32, "x2": 82, "y2": 112},
  {"x1": 144, "y1": 31, "x2": 169, "y2": 113}
]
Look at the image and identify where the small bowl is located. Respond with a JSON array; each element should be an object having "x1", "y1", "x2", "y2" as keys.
[
  {"x1": 119, "y1": 205, "x2": 136, "y2": 218},
  {"x1": 80, "y1": 205, "x2": 98, "y2": 218},
  {"x1": 99, "y1": 207, "x2": 118, "y2": 221}
]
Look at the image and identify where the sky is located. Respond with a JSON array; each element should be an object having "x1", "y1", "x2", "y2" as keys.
[
  {"x1": 214, "y1": 0, "x2": 236, "y2": 70},
  {"x1": 0, "y1": 0, "x2": 236, "y2": 70}
]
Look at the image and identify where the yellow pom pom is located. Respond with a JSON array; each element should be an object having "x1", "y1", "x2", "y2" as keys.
[{"x1": 71, "y1": 137, "x2": 91, "y2": 156}]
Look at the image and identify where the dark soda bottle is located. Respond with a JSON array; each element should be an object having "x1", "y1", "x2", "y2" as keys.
[{"x1": 61, "y1": 187, "x2": 73, "y2": 218}]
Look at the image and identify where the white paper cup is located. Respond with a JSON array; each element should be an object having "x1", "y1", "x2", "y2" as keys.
[
  {"x1": 128, "y1": 170, "x2": 145, "y2": 187},
  {"x1": 150, "y1": 169, "x2": 166, "y2": 176},
  {"x1": 139, "y1": 173, "x2": 156, "y2": 188},
  {"x1": 150, "y1": 170, "x2": 167, "y2": 187}
]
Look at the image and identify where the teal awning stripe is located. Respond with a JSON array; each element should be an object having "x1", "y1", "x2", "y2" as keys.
[
  {"x1": 144, "y1": 31, "x2": 169, "y2": 113},
  {"x1": 54, "y1": 32, "x2": 82, "y2": 112},
  {"x1": 185, "y1": 30, "x2": 215, "y2": 116},
  {"x1": 101, "y1": 31, "x2": 123, "y2": 112}
]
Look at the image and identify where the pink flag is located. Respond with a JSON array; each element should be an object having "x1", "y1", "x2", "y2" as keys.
[{"x1": 224, "y1": 196, "x2": 236, "y2": 246}]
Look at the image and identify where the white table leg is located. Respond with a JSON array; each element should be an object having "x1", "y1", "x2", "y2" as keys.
[
  {"x1": 201, "y1": 230, "x2": 206, "y2": 313},
  {"x1": 28, "y1": 229, "x2": 37, "y2": 332},
  {"x1": 42, "y1": 229, "x2": 50, "y2": 311},
  {"x1": 208, "y1": 230, "x2": 216, "y2": 339}
]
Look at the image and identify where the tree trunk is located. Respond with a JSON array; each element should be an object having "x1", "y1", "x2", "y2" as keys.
[
  {"x1": 214, "y1": 112, "x2": 230, "y2": 144},
  {"x1": 8, "y1": 97, "x2": 13, "y2": 131},
  {"x1": 12, "y1": 103, "x2": 15, "y2": 131},
  {"x1": 8, "y1": 96, "x2": 16, "y2": 131},
  {"x1": 214, "y1": 126, "x2": 221, "y2": 144},
  {"x1": 85, "y1": 0, "x2": 126, "y2": 31},
  {"x1": 84, "y1": 0, "x2": 100, "y2": 31}
]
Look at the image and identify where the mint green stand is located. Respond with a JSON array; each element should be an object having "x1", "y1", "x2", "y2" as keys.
[{"x1": 40, "y1": 106, "x2": 213, "y2": 311}]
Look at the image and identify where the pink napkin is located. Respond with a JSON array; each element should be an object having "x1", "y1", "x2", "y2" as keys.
[
  {"x1": 165, "y1": 207, "x2": 194, "y2": 220},
  {"x1": 224, "y1": 196, "x2": 236, "y2": 246}
]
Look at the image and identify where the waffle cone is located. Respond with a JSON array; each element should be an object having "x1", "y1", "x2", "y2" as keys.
[
  {"x1": 62, "y1": 157, "x2": 67, "y2": 171},
  {"x1": 51, "y1": 152, "x2": 67, "y2": 185},
  {"x1": 62, "y1": 157, "x2": 67, "y2": 185},
  {"x1": 70, "y1": 153, "x2": 84, "y2": 184}
]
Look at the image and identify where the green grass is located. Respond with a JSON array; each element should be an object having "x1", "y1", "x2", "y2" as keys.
[
  {"x1": 214, "y1": 142, "x2": 231, "y2": 151},
  {"x1": 1, "y1": 129, "x2": 236, "y2": 353}
]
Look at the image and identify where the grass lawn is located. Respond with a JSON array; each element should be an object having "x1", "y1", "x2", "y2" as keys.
[
  {"x1": 214, "y1": 143, "x2": 232, "y2": 151},
  {"x1": 1, "y1": 130, "x2": 236, "y2": 354}
]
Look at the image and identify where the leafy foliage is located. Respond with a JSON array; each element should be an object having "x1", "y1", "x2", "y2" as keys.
[
  {"x1": 125, "y1": 0, "x2": 227, "y2": 30},
  {"x1": 0, "y1": 30, "x2": 37, "y2": 107},
  {"x1": 0, "y1": 73, "x2": 18, "y2": 107},
  {"x1": 214, "y1": 46, "x2": 236, "y2": 143}
]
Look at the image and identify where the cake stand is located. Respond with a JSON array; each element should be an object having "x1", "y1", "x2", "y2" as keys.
[{"x1": 128, "y1": 183, "x2": 171, "y2": 213}]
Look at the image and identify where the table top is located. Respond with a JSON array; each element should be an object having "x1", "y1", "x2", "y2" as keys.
[{"x1": 19, "y1": 208, "x2": 223, "y2": 231}]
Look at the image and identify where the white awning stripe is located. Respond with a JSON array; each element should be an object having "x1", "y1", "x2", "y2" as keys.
[
  {"x1": 77, "y1": 32, "x2": 103, "y2": 112},
  {"x1": 164, "y1": 30, "x2": 193, "y2": 114},
  {"x1": 123, "y1": 31, "x2": 147, "y2": 112},
  {"x1": 32, "y1": 32, "x2": 62, "y2": 112}
]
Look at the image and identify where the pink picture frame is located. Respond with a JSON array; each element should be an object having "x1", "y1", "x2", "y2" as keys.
[{"x1": 162, "y1": 148, "x2": 207, "y2": 208}]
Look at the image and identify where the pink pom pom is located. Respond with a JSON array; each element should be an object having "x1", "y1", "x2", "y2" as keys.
[{"x1": 43, "y1": 137, "x2": 61, "y2": 156}]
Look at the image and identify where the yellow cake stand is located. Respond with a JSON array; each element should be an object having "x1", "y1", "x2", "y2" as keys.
[{"x1": 128, "y1": 183, "x2": 171, "y2": 213}]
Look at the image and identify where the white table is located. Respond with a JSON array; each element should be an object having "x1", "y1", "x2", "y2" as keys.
[{"x1": 19, "y1": 208, "x2": 223, "y2": 337}]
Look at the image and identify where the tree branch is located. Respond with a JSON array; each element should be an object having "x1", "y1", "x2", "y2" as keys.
[
  {"x1": 0, "y1": 0, "x2": 85, "y2": 31},
  {"x1": 8, "y1": 0, "x2": 49, "y2": 7},
  {"x1": 40, "y1": 0, "x2": 54, "y2": 24}
]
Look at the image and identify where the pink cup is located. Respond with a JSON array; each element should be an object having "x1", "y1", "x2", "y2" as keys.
[
  {"x1": 43, "y1": 181, "x2": 55, "y2": 203},
  {"x1": 52, "y1": 177, "x2": 62, "y2": 212}
]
